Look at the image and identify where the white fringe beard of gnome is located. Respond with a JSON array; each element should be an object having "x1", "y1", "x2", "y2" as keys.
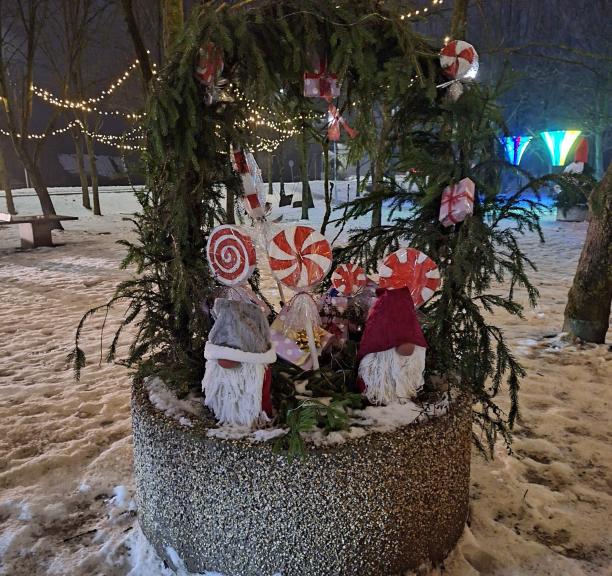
[
  {"x1": 358, "y1": 346, "x2": 426, "y2": 405},
  {"x1": 203, "y1": 360, "x2": 269, "y2": 428}
]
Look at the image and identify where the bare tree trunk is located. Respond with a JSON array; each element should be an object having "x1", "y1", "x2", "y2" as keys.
[
  {"x1": 300, "y1": 128, "x2": 311, "y2": 220},
  {"x1": 450, "y1": 0, "x2": 470, "y2": 38},
  {"x1": 84, "y1": 133, "x2": 101, "y2": 215},
  {"x1": 161, "y1": 0, "x2": 183, "y2": 61},
  {"x1": 371, "y1": 105, "x2": 392, "y2": 228},
  {"x1": 73, "y1": 132, "x2": 91, "y2": 210},
  {"x1": 563, "y1": 163, "x2": 612, "y2": 342},
  {"x1": 0, "y1": 147, "x2": 16, "y2": 214},
  {"x1": 120, "y1": 0, "x2": 154, "y2": 90},
  {"x1": 320, "y1": 141, "x2": 331, "y2": 234}
]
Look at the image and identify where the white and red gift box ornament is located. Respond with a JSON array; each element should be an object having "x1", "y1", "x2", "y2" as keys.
[
  {"x1": 304, "y1": 58, "x2": 340, "y2": 100},
  {"x1": 196, "y1": 43, "x2": 224, "y2": 86},
  {"x1": 439, "y1": 177, "x2": 475, "y2": 227}
]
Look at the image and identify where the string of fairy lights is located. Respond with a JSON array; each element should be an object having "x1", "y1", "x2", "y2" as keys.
[{"x1": 1, "y1": 4, "x2": 443, "y2": 154}]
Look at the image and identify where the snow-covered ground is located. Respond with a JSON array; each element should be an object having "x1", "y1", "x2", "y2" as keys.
[{"x1": 0, "y1": 186, "x2": 610, "y2": 575}]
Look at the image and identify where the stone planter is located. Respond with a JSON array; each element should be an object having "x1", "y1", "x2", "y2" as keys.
[
  {"x1": 132, "y1": 380, "x2": 472, "y2": 576},
  {"x1": 556, "y1": 204, "x2": 589, "y2": 222}
]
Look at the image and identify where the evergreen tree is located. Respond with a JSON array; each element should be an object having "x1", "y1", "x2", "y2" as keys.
[{"x1": 71, "y1": 0, "x2": 556, "y2": 453}]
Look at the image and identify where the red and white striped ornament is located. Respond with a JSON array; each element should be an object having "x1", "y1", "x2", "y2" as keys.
[
  {"x1": 231, "y1": 148, "x2": 266, "y2": 219},
  {"x1": 207, "y1": 225, "x2": 256, "y2": 286},
  {"x1": 196, "y1": 43, "x2": 223, "y2": 86},
  {"x1": 440, "y1": 40, "x2": 479, "y2": 80},
  {"x1": 331, "y1": 263, "x2": 367, "y2": 296},
  {"x1": 268, "y1": 226, "x2": 332, "y2": 290},
  {"x1": 378, "y1": 248, "x2": 440, "y2": 308}
]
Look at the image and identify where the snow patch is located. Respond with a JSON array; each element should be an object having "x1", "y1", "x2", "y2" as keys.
[{"x1": 144, "y1": 376, "x2": 204, "y2": 427}]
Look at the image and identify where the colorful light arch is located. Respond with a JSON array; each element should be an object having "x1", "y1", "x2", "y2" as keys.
[
  {"x1": 501, "y1": 136, "x2": 533, "y2": 165},
  {"x1": 540, "y1": 130, "x2": 582, "y2": 166}
]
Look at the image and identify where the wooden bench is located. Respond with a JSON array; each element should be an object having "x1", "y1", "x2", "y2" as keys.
[{"x1": 0, "y1": 213, "x2": 79, "y2": 249}]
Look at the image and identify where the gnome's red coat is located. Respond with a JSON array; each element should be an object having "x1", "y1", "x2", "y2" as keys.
[{"x1": 357, "y1": 288, "x2": 427, "y2": 392}]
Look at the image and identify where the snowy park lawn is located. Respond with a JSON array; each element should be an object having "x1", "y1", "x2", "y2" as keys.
[{"x1": 0, "y1": 186, "x2": 610, "y2": 575}]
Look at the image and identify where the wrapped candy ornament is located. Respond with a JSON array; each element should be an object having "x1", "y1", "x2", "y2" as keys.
[
  {"x1": 231, "y1": 147, "x2": 266, "y2": 220},
  {"x1": 439, "y1": 177, "x2": 475, "y2": 227},
  {"x1": 196, "y1": 43, "x2": 226, "y2": 104},
  {"x1": 202, "y1": 299, "x2": 276, "y2": 428},
  {"x1": 357, "y1": 288, "x2": 427, "y2": 406},
  {"x1": 438, "y1": 40, "x2": 479, "y2": 101}
]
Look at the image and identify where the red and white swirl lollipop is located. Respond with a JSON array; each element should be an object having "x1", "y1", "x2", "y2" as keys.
[
  {"x1": 378, "y1": 247, "x2": 440, "y2": 307},
  {"x1": 268, "y1": 225, "x2": 332, "y2": 290},
  {"x1": 207, "y1": 225, "x2": 256, "y2": 286},
  {"x1": 331, "y1": 263, "x2": 367, "y2": 296},
  {"x1": 440, "y1": 40, "x2": 479, "y2": 80}
]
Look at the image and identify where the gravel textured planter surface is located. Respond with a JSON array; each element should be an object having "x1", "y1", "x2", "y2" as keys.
[{"x1": 132, "y1": 379, "x2": 472, "y2": 576}]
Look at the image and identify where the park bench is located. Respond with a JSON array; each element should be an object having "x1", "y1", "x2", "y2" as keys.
[{"x1": 0, "y1": 213, "x2": 78, "y2": 249}]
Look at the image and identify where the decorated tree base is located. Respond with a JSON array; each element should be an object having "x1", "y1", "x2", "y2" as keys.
[{"x1": 132, "y1": 379, "x2": 472, "y2": 576}]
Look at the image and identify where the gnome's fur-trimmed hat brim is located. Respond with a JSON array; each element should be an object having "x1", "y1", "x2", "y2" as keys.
[
  {"x1": 205, "y1": 299, "x2": 276, "y2": 364},
  {"x1": 357, "y1": 288, "x2": 426, "y2": 364}
]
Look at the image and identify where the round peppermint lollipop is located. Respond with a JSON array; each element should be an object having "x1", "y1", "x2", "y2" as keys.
[
  {"x1": 377, "y1": 247, "x2": 440, "y2": 307},
  {"x1": 331, "y1": 263, "x2": 367, "y2": 296},
  {"x1": 207, "y1": 225, "x2": 256, "y2": 286},
  {"x1": 268, "y1": 225, "x2": 332, "y2": 290}
]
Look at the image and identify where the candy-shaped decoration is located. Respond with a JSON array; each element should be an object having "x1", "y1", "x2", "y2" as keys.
[
  {"x1": 196, "y1": 43, "x2": 223, "y2": 86},
  {"x1": 231, "y1": 148, "x2": 266, "y2": 219},
  {"x1": 378, "y1": 248, "x2": 440, "y2": 307},
  {"x1": 439, "y1": 177, "x2": 475, "y2": 227},
  {"x1": 268, "y1": 226, "x2": 332, "y2": 290},
  {"x1": 327, "y1": 102, "x2": 358, "y2": 142},
  {"x1": 331, "y1": 263, "x2": 367, "y2": 296},
  {"x1": 207, "y1": 225, "x2": 256, "y2": 286},
  {"x1": 440, "y1": 40, "x2": 479, "y2": 80}
]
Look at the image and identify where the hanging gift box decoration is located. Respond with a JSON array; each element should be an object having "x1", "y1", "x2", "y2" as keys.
[
  {"x1": 327, "y1": 102, "x2": 358, "y2": 142},
  {"x1": 439, "y1": 177, "x2": 475, "y2": 227},
  {"x1": 196, "y1": 42, "x2": 224, "y2": 86},
  {"x1": 331, "y1": 263, "x2": 367, "y2": 296},
  {"x1": 304, "y1": 58, "x2": 340, "y2": 99},
  {"x1": 207, "y1": 225, "x2": 257, "y2": 286},
  {"x1": 378, "y1": 247, "x2": 441, "y2": 308},
  {"x1": 440, "y1": 40, "x2": 479, "y2": 81},
  {"x1": 268, "y1": 225, "x2": 332, "y2": 290},
  {"x1": 231, "y1": 147, "x2": 266, "y2": 220}
]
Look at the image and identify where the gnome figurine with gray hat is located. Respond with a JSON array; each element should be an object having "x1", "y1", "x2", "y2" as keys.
[{"x1": 203, "y1": 299, "x2": 276, "y2": 428}]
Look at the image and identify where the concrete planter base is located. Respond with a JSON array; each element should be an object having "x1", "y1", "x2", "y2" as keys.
[{"x1": 132, "y1": 380, "x2": 472, "y2": 576}]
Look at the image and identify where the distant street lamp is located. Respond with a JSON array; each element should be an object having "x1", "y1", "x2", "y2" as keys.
[{"x1": 540, "y1": 130, "x2": 582, "y2": 166}]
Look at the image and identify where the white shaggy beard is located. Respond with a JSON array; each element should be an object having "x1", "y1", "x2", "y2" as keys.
[
  {"x1": 202, "y1": 360, "x2": 269, "y2": 428},
  {"x1": 358, "y1": 346, "x2": 426, "y2": 406}
]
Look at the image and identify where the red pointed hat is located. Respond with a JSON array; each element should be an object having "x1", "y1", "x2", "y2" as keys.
[{"x1": 357, "y1": 287, "x2": 427, "y2": 364}]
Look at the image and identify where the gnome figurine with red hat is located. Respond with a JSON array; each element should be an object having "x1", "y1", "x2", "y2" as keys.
[
  {"x1": 202, "y1": 299, "x2": 276, "y2": 427},
  {"x1": 357, "y1": 288, "x2": 427, "y2": 405}
]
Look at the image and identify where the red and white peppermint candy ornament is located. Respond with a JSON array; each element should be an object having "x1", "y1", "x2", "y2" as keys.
[
  {"x1": 331, "y1": 263, "x2": 367, "y2": 296},
  {"x1": 440, "y1": 40, "x2": 479, "y2": 80},
  {"x1": 378, "y1": 248, "x2": 440, "y2": 307},
  {"x1": 268, "y1": 226, "x2": 332, "y2": 290},
  {"x1": 207, "y1": 225, "x2": 256, "y2": 286}
]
